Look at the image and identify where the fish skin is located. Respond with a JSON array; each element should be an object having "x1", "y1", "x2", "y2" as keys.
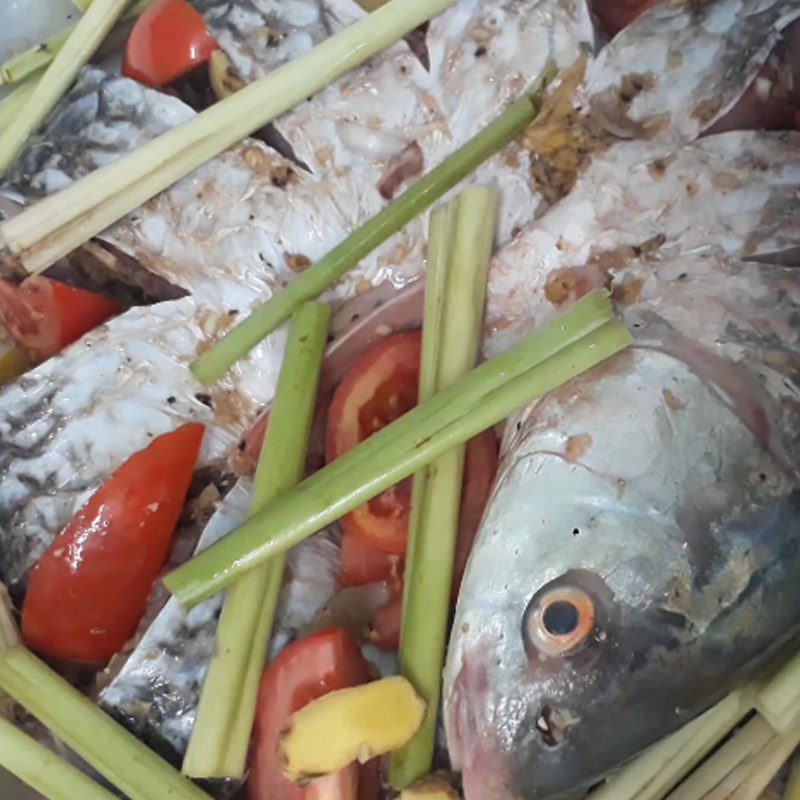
[
  {"x1": 98, "y1": 479, "x2": 343, "y2": 757},
  {"x1": 444, "y1": 133, "x2": 800, "y2": 800},
  {"x1": 0, "y1": 0, "x2": 592, "y2": 589},
  {"x1": 584, "y1": 0, "x2": 800, "y2": 142}
]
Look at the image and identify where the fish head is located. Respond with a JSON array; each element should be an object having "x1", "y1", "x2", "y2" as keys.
[{"x1": 444, "y1": 338, "x2": 800, "y2": 800}]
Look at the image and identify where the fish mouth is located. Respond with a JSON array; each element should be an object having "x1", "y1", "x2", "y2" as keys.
[{"x1": 446, "y1": 650, "x2": 518, "y2": 800}]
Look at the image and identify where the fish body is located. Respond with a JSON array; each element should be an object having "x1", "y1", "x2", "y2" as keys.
[
  {"x1": 445, "y1": 129, "x2": 800, "y2": 799},
  {"x1": 0, "y1": 0, "x2": 592, "y2": 589}
]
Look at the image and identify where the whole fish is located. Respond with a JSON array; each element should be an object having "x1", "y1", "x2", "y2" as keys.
[
  {"x1": 444, "y1": 129, "x2": 800, "y2": 799},
  {"x1": 0, "y1": 0, "x2": 592, "y2": 589}
]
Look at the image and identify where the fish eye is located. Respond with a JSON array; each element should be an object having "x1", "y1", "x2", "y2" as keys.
[{"x1": 523, "y1": 585, "x2": 596, "y2": 658}]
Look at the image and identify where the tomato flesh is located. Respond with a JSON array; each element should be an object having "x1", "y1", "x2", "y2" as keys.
[
  {"x1": 22, "y1": 424, "x2": 204, "y2": 664},
  {"x1": 248, "y1": 629, "x2": 372, "y2": 800},
  {"x1": 123, "y1": 0, "x2": 219, "y2": 88},
  {"x1": 338, "y1": 532, "x2": 402, "y2": 587},
  {"x1": 0, "y1": 276, "x2": 119, "y2": 362},
  {"x1": 326, "y1": 332, "x2": 422, "y2": 555}
]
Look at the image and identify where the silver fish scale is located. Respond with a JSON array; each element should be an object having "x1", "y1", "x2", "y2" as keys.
[
  {"x1": 199, "y1": 0, "x2": 364, "y2": 82},
  {"x1": 99, "y1": 479, "x2": 342, "y2": 754},
  {"x1": 0, "y1": 0, "x2": 592, "y2": 589},
  {"x1": 486, "y1": 130, "x2": 800, "y2": 353},
  {"x1": 584, "y1": 0, "x2": 800, "y2": 142}
]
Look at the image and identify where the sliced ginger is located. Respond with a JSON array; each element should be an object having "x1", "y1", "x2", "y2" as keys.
[
  {"x1": 400, "y1": 775, "x2": 461, "y2": 800},
  {"x1": 280, "y1": 676, "x2": 426, "y2": 782}
]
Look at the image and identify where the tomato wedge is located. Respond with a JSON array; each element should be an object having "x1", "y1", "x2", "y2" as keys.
[
  {"x1": 0, "y1": 276, "x2": 119, "y2": 362},
  {"x1": 248, "y1": 629, "x2": 374, "y2": 800},
  {"x1": 122, "y1": 0, "x2": 219, "y2": 88},
  {"x1": 22, "y1": 424, "x2": 204, "y2": 665},
  {"x1": 338, "y1": 533, "x2": 402, "y2": 587},
  {"x1": 326, "y1": 332, "x2": 421, "y2": 555}
]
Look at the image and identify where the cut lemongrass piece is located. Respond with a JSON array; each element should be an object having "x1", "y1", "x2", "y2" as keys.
[
  {"x1": 784, "y1": 755, "x2": 800, "y2": 800},
  {"x1": 0, "y1": 0, "x2": 153, "y2": 86},
  {"x1": 0, "y1": 582, "x2": 19, "y2": 720},
  {"x1": 72, "y1": 0, "x2": 94, "y2": 10},
  {"x1": 0, "y1": 345, "x2": 30, "y2": 387},
  {"x1": 189, "y1": 97, "x2": 535, "y2": 385},
  {"x1": 0, "y1": 0, "x2": 459, "y2": 275},
  {"x1": 589, "y1": 690, "x2": 749, "y2": 800},
  {"x1": 667, "y1": 716, "x2": 775, "y2": 800},
  {"x1": 183, "y1": 302, "x2": 329, "y2": 780},
  {"x1": 757, "y1": 649, "x2": 800, "y2": 732},
  {"x1": 0, "y1": 646, "x2": 213, "y2": 800},
  {"x1": 391, "y1": 188, "x2": 496, "y2": 790},
  {"x1": 0, "y1": 82, "x2": 37, "y2": 131},
  {"x1": 0, "y1": 717, "x2": 117, "y2": 800},
  {"x1": 164, "y1": 310, "x2": 633, "y2": 605},
  {"x1": 0, "y1": 0, "x2": 132, "y2": 176}
]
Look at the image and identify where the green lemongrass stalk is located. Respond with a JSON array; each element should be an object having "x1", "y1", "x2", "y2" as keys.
[
  {"x1": 784, "y1": 755, "x2": 800, "y2": 800},
  {"x1": 757, "y1": 649, "x2": 800, "y2": 732},
  {"x1": 667, "y1": 717, "x2": 774, "y2": 800},
  {"x1": 0, "y1": 0, "x2": 132, "y2": 176},
  {"x1": 0, "y1": 29, "x2": 71, "y2": 85},
  {"x1": 0, "y1": 81, "x2": 37, "y2": 131},
  {"x1": 0, "y1": 0, "x2": 460, "y2": 276},
  {"x1": 0, "y1": 717, "x2": 117, "y2": 800},
  {"x1": 72, "y1": 0, "x2": 94, "y2": 10},
  {"x1": 189, "y1": 99, "x2": 536, "y2": 385},
  {"x1": 0, "y1": 0, "x2": 153, "y2": 86},
  {"x1": 183, "y1": 302, "x2": 329, "y2": 779},
  {"x1": 165, "y1": 314, "x2": 633, "y2": 605},
  {"x1": 1, "y1": 0, "x2": 153, "y2": 86},
  {"x1": 588, "y1": 691, "x2": 749, "y2": 800},
  {"x1": 390, "y1": 188, "x2": 496, "y2": 789},
  {"x1": 0, "y1": 646, "x2": 213, "y2": 800}
]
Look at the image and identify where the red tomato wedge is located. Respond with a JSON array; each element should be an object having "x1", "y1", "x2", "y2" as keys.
[
  {"x1": 248, "y1": 629, "x2": 373, "y2": 800},
  {"x1": 22, "y1": 424, "x2": 204, "y2": 665},
  {"x1": 588, "y1": 0, "x2": 662, "y2": 37},
  {"x1": 338, "y1": 533, "x2": 402, "y2": 587},
  {"x1": 122, "y1": 0, "x2": 219, "y2": 88},
  {"x1": 326, "y1": 332, "x2": 421, "y2": 555},
  {"x1": 0, "y1": 276, "x2": 119, "y2": 362}
]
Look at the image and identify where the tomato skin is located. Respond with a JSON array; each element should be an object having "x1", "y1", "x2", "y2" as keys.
[
  {"x1": 0, "y1": 277, "x2": 119, "y2": 361},
  {"x1": 22, "y1": 424, "x2": 204, "y2": 665},
  {"x1": 248, "y1": 629, "x2": 372, "y2": 800},
  {"x1": 122, "y1": 0, "x2": 219, "y2": 88},
  {"x1": 338, "y1": 533, "x2": 402, "y2": 587},
  {"x1": 326, "y1": 332, "x2": 422, "y2": 555}
]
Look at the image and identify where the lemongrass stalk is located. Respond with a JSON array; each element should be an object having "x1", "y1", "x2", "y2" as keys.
[
  {"x1": 589, "y1": 691, "x2": 749, "y2": 800},
  {"x1": 0, "y1": 82, "x2": 37, "y2": 131},
  {"x1": 417, "y1": 203, "x2": 456, "y2": 400},
  {"x1": 0, "y1": 582, "x2": 19, "y2": 720},
  {"x1": 183, "y1": 302, "x2": 329, "y2": 779},
  {"x1": 72, "y1": 0, "x2": 94, "y2": 10},
  {"x1": 0, "y1": 0, "x2": 132, "y2": 176},
  {"x1": 667, "y1": 716, "x2": 775, "y2": 800},
  {"x1": 0, "y1": 645, "x2": 213, "y2": 800},
  {"x1": 728, "y1": 726, "x2": 800, "y2": 800},
  {"x1": 0, "y1": 716, "x2": 117, "y2": 800},
  {"x1": 784, "y1": 755, "x2": 800, "y2": 800},
  {"x1": 0, "y1": 29, "x2": 71, "y2": 86},
  {"x1": 189, "y1": 98, "x2": 535, "y2": 385},
  {"x1": 169, "y1": 289, "x2": 617, "y2": 603},
  {"x1": 165, "y1": 314, "x2": 632, "y2": 605},
  {"x1": 0, "y1": 0, "x2": 460, "y2": 276},
  {"x1": 0, "y1": 0, "x2": 153, "y2": 86},
  {"x1": 0, "y1": 346, "x2": 30, "y2": 386},
  {"x1": 757, "y1": 649, "x2": 800, "y2": 732},
  {"x1": 390, "y1": 189, "x2": 496, "y2": 789}
]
